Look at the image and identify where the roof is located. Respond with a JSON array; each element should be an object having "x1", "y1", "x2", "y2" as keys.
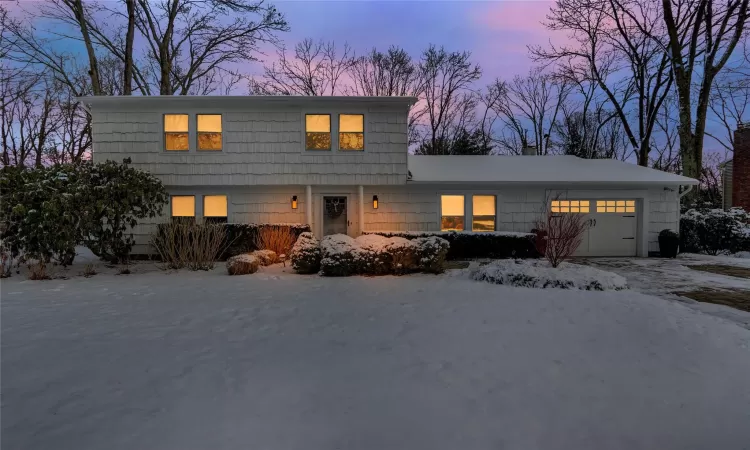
[
  {"x1": 407, "y1": 155, "x2": 699, "y2": 185},
  {"x1": 78, "y1": 95, "x2": 418, "y2": 108}
]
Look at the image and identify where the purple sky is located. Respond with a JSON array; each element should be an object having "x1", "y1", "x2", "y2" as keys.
[{"x1": 258, "y1": 0, "x2": 555, "y2": 82}]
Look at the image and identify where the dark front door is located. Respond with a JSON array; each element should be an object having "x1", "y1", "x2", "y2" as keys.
[{"x1": 323, "y1": 196, "x2": 348, "y2": 236}]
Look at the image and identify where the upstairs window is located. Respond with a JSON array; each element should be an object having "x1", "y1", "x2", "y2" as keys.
[
  {"x1": 441, "y1": 195, "x2": 465, "y2": 231},
  {"x1": 204, "y1": 195, "x2": 228, "y2": 224},
  {"x1": 197, "y1": 114, "x2": 222, "y2": 151},
  {"x1": 171, "y1": 195, "x2": 195, "y2": 223},
  {"x1": 472, "y1": 195, "x2": 496, "y2": 231},
  {"x1": 305, "y1": 114, "x2": 331, "y2": 150},
  {"x1": 339, "y1": 114, "x2": 364, "y2": 150},
  {"x1": 164, "y1": 114, "x2": 189, "y2": 151}
]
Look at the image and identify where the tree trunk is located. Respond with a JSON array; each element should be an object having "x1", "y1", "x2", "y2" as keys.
[
  {"x1": 69, "y1": 0, "x2": 102, "y2": 95},
  {"x1": 123, "y1": 0, "x2": 136, "y2": 95}
]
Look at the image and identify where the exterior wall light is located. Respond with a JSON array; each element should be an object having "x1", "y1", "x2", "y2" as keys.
[
  {"x1": 291, "y1": 195, "x2": 298, "y2": 209},
  {"x1": 373, "y1": 195, "x2": 379, "y2": 209}
]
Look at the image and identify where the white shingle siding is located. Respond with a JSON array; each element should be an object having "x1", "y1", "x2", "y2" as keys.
[
  {"x1": 647, "y1": 188, "x2": 680, "y2": 253},
  {"x1": 91, "y1": 102, "x2": 408, "y2": 186}
]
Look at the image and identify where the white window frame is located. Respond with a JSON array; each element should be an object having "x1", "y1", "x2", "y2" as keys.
[{"x1": 196, "y1": 114, "x2": 224, "y2": 152}]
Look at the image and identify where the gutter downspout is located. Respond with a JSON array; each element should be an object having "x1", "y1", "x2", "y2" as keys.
[
  {"x1": 305, "y1": 185, "x2": 312, "y2": 229},
  {"x1": 678, "y1": 185, "x2": 693, "y2": 199}
]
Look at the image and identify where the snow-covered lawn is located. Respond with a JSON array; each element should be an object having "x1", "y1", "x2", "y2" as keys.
[{"x1": 3, "y1": 265, "x2": 750, "y2": 450}]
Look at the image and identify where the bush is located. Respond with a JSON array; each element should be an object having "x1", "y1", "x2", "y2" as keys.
[
  {"x1": 0, "y1": 161, "x2": 167, "y2": 268},
  {"x1": 222, "y1": 224, "x2": 310, "y2": 259},
  {"x1": 79, "y1": 160, "x2": 168, "y2": 263},
  {"x1": 290, "y1": 232, "x2": 321, "y2": 274},
  {"x1": 251, "y1": 249, "x2": 278, "y2": 266},
  {"x1": 226, "y1": 254, "x2": 260, "y2": 275},
  {"x1": 658, "y1": 229, "x2": 679, "y2": 258},
  {"x1": 680, "y1": 208, "x2": 750, "y2": 255},
  {"x1": 314, "y1": 234, "x2": 449, "y2": 276},
  {"x1": 471, "y1": 259, "x2": 628, "y2": 291},
  {"x1": 150, "y1": 222, "x2": 227, "y2": 270},
  {"x1": 364, "y1": 231, "x2": 538, "y2": 260},
  {"x1": 320, "y1": 234, "x2": 362, "y2": 276},
  {"x1": 413, "y1": 236, "x2": 450, "y2": 273}
]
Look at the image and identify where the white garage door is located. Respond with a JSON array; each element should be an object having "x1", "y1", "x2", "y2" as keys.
[{"x1": 552, "y1": 200, "x2": 638, "y2": 257}]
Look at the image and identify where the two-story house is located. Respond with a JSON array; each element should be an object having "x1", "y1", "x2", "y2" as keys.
[{"x1": 81, "y1": 96, "x2": 698, "y2": 257}]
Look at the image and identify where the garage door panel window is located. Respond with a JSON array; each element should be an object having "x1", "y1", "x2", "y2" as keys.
[
  {"x1": 596, "y1": 200, "x2": 635, "y2": 213},
  {"x1": 551, "y1": 200, "x2": 590, "y2": 213},
  {"x1": 441, "y1": 195, "x2": 465, "y2": 231},
  {"x1": 472, "y1": 195, "x2": 496, "y2": 231}
]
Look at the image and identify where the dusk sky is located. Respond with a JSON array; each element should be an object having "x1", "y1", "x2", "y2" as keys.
[{"x1": 265, "y1": 0, "x2": 556, "y2": 83}]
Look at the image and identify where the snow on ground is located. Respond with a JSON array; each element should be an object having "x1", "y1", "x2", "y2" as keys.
[
  {"x1": 3, "y1": 266, "x2": 750, "y2": 450},
  {"x1": 578, "y1": 253, "x2": 750, "y2": 329}
]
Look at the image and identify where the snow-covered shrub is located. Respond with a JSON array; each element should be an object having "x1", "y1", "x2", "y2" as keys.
[
  {"x1": 413, "y1": 236, "x2": 450, "y2": 273},
  {"x1": 320, "y1": 234, "x2": 363, "y2": 276},
  {"x1": 384, "y1": 237, "x2": 418, "y2": 275},
  {"x1": 680, "y1": 208, "x2": 750, "y2": 255},
  {"x1": 290, "y1": 232, "x2": 321, "y2": 274},
  {"x1": 471, "y1": 259, "x2": 628, "y2": 291},
  {"x1": 226, "y1": 254, "x2": 260, "y2": 275},
  {"x1": 355, "y1": 234, "x2": 396, "y2": 275},
  {"x1": 365, "y1": 231, "x2": 537, "y2": 260},
  {"x1": 251, "y1": 249, "x2": 278, "y2": 266}
]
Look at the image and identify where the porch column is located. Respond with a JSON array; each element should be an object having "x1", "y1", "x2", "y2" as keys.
[
  {"x1": 305, "y1": 185, "x2": 312, "y2": 228},
  {"x1": 358, "y1": 185, "x2": 365, "y2": 235}
]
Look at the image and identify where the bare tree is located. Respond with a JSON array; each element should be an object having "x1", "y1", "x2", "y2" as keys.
[
  {"x1": 533, "y1": 0, "x2": 675, "y2": 166},
  {"x1": 706, "y1": 70, "x2": 749, "y2": 152},
  {"x1": 250, "y1": 38, "x2": 353, "y2": 96},
  {"x1": 661, "y1": 0, "x2": 750, "y2": 179},
  {"x1": 488, "y1": 68, "x2": 571, "y2": 155},
  {"x1": 348, "y1": 46, "x2": 421, "y2": 97},
  {"x1": 414, "y1": 45, "x2": 482, "y2": 154}
]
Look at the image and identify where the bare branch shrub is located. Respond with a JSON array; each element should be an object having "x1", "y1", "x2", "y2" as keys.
[
  {"x1": 255, "y1": 227, "x2": 296, "y2": 256},
  {"x1": 150, "y1": 222, "x2": 227, "y2": 271},
  {"x1": 26, "y1": 259, "x2": 50, "y2": 280},
  {"x1": 534, "y1": 195, "x2": 589, "y2": 268}
]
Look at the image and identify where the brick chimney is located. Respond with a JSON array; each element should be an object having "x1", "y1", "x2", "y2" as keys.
[{"x1": 733, "y1": 123, "x2": 750, "y2": 211}]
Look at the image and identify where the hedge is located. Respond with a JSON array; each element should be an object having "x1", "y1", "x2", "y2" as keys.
[
  {"x1": 151, "y1": 223, "x2": 311, "y2": 260},
  {"x1": 680, "y1": 208, "x2": 750, "y2": 255},
  {"x1": 364, "y1": 231, "x2": 540, "y2": 260}
]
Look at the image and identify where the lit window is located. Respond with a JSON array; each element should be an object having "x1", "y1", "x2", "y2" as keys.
[
  {"x1": 197, "y1": 114, "x2": 222, "y2": 151},
  {"x1": 339, "y1": 114, "x2": 364, "y2": 150},
  {"x1": 203, "y1": 195, "x2": 227, "y2": 224},
  {"x1": 164, "y1": 114, "x2": 189, "y2": 151},
  {"x1": 171, "y1": 195, "x2": 195, "y2": 218},
  {"x1": 551, "y1": 200, "x2": 590, "y2": 213},
  {"x1": 441, "y1": 195, "x2": 465, "y2": 231},
  {"x1": 597, "y1": 200, "x2": 636, "y2": 213},
  {"x1": 472, "y1": 195, "x2": 496, "y2": 231},
  {"x1": 305, "y1": 114, "x2": 331, "y2": 150}
]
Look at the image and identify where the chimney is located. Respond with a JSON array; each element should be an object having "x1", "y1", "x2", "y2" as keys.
[
  {"x1": 522, "y1": 145, "x2": 537, "y2": 156},
  {"x1": 733, "y1": 123, "x2": 750, "y2": 211}
]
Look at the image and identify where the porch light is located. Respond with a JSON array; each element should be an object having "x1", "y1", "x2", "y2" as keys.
[
  {"x1": 291, "y1": 195, "x2": 298, "y2": 209},
  {"x1": 373, "y1": 195, "x2": 379, "y2": 209}
]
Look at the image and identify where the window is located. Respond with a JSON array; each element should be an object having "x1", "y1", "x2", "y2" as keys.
[
  {"x1": 305, "y1": 114, "x2": 331, "y2": 150},
  {"x1": 339, "y1": 114, "x2": 364, "y2": 150},
  {"x1": 197, "y1": 114, "x2": 222, "y2": 151},
  {"x1": 203, "y1": 195, "x2": 228, "y2": 224},
  {"x1": 164, "y1": 114, "x2": 189, "y2": 151},
  {"x1": 472, "y1": 195, "x2": 496, "y2": 231},
  {"x1": 171, "y1": 196, "x2": 195, "y2": 223},
  {"x1": 596, "y1": 200, "x2": 635, "y2": 213},
  {"x1": 551, "y1": 200, "x2": 590, "y2": 213},
  {"x1": 441, "y1": 195, "x2": 465, "y2": 231}
]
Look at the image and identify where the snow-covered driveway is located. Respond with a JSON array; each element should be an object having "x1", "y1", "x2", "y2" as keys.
[{"x1": 3, "y1": 269, "x2": 750, "y2": 450}]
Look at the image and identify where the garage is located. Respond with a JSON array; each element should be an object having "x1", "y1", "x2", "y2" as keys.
[{"x1": 553, "y1": 199, "x2": 639, "y2": 257}]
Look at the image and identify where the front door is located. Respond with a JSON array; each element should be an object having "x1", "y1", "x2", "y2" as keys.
[{"x1": 323, "y1": 196, "x2": 348, "y2": 236}]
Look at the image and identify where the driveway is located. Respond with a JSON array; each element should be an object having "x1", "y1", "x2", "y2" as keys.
[{"x1": 2, "y1": 267, "x2": 750, "y2": 450}]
